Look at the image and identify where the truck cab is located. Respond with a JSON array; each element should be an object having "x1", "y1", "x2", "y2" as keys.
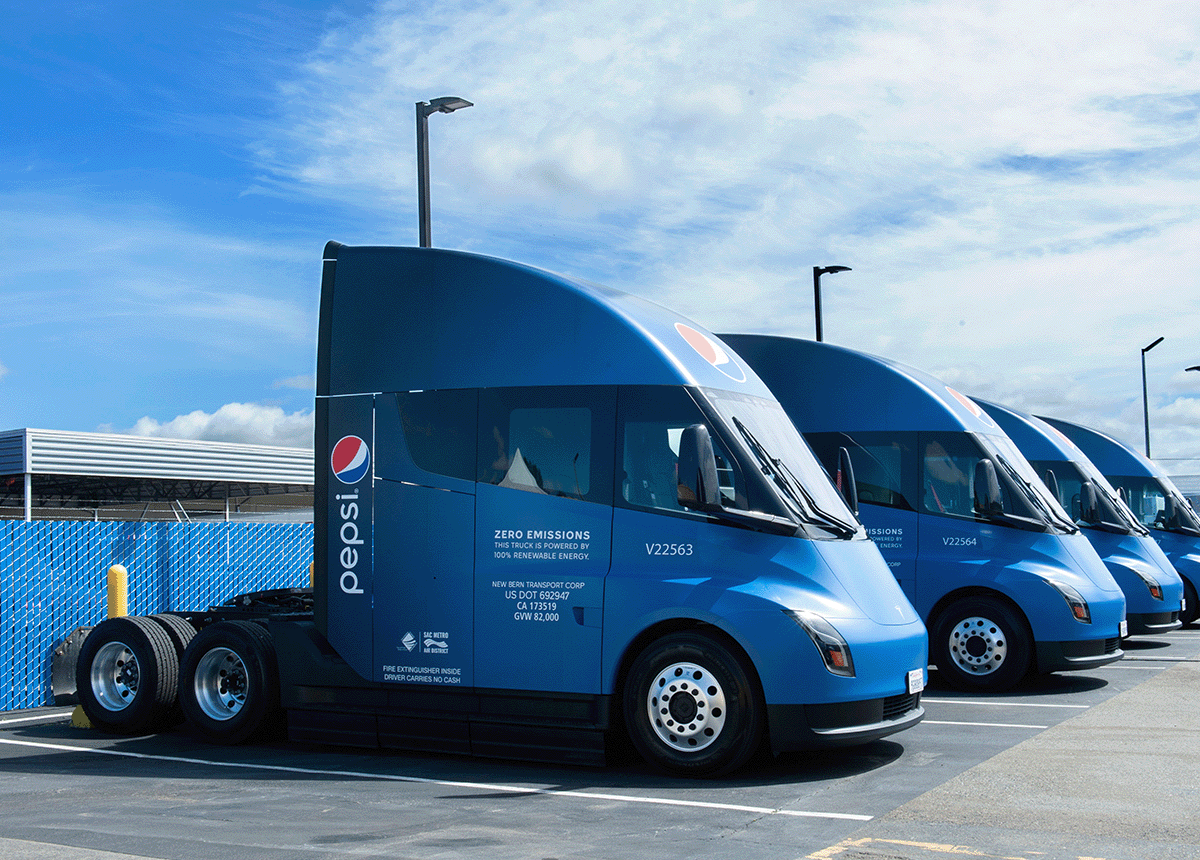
[
  {"x1": 720, "y1": 335, "x2": 1127, "y2": 692},
  {"x1": 978, "y1": 401, "x2": 1182, "y2": 635},
  {"x1": 1040, "y1": 416, "x2": 1199, "y2": 627}
]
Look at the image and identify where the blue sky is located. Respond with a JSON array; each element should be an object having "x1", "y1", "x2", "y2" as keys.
[{"x1": 4, "y1": 1, "x2": 1200, "y2": 474}]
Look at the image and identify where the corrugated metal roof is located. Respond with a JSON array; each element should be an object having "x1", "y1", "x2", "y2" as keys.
[{"x1": 0, "y1": 428, "x2": 313, "y2": 484}]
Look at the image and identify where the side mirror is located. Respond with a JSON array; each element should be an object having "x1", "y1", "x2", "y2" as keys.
[
  {"x1": 973, "y1": 459, "x2": 1003, "y2": 514},
  {"x1": 1078, "y1": 480, "x2": 1099, "y2": 523},
  {"x1": 677, "y1": 424, "x2": 722, "y2": 512},
  {"x1": 1042, "y1": 469, "x2": 1060, "y2": 505},
  {"x1": 836, "y1": 447, "x2": 859, "y2": 515}
]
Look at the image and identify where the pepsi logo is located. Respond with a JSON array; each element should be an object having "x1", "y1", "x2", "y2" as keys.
[
  {"x1": 945, "y1": 387, "x2": 996, "y2": 428},
  {"x1": 675, "y1": 323, "x2": 746, "y2": 383},
  {"x1": 331, "y1": 435, "x2": 371, "y2": 485}
]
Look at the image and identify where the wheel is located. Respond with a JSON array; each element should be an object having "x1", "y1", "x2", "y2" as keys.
[
  {"x1": 149, "y1": 613, "x2": 196, "y2": 658},
  {"x1": 179, "y1": 621, "x2": 281, "y2": 744},
  {"x1": 932, "y1": 597, "x2": 1032, "y2": 692},
  {"x1": 623, "y1": 631, "x2": 763, "y2": 777},
  {"x1": 75, "y1": 616, "x2": 180, "y2": 734},
  {"x1": 148, "y1": 614, "x2": 197, "y2": 724},
  {"x1": 1181, "y1": 577, "x2": 1198, "y2": 627}
]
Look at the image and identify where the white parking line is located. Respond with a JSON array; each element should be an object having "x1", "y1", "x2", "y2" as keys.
[
  {"x1": 922, "y1": 699, "x2": 1088, "y2": 709},
  {"x1": 922, "y1": 720, "x2": 1048, "y2": 729},
  {"x1": 0, "y1": 736, "x2": 873, "y2": 822},
  {"x1": 0, "y1": 709, "x2": 75, "y2": 726}
]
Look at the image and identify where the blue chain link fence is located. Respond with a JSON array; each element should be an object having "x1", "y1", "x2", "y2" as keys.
[{"x1": 0, "y1": 521, "x2": 312, "y2": 711}]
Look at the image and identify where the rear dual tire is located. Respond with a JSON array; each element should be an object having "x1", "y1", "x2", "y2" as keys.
[
  {"x1": 76, "y1": 615, "x2": 186, "y2": 734},
  {"x1": 179, "y1": 620, "x2": 282, "y2": 744}
]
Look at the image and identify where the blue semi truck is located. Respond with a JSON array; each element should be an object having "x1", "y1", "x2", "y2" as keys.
[
  {"x1": 720, "y1": 335, "x2": 1127, "y2": 692},
  {"x1": 74, "y1": 245, "x2": 927, "y2": 777},
  {"x1": 1040, "y1": 416, "x2": 1199, "y2": 627},
  {"x1": 977, "y1": 401, "x2": 1183, "y2": 635}
]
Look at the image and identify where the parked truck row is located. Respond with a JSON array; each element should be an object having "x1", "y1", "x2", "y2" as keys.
[{"x1": 74, "y1": 245, "x2": 1191, "y2": 776}]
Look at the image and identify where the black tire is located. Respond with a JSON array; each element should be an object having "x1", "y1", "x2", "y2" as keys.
[
  {"x1": 1181, "y1": 577, "x2": 1198, "y2": 627},
  {"x1": 148, "y1": 614, "x2": 198, "y2": 725},
  {"x1": 623, "y1": 631, "x2": 764, "y2": 777},
  {"x1": 149, "y1": 613, "x2": 196, "y2": 658},
  {"x1": 932, "y1": 596, "x2": 1032, "y2": 692},
  {"x1": 75, "y1": 615, "x2": 180, "y2": 734},
  {"x1": 179, "y1": 621, "x2": 281, "y2": 744}
]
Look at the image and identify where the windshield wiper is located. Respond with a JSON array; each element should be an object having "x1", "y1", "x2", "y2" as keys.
[
  {"x1": 732, "y1": 417, "x2": 857, "y2": 538},
  {"x1": 994, "y1": 456, "x2": 1075, "y2": 534}
]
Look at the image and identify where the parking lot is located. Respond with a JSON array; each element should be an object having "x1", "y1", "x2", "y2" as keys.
[{"x1": 1, "y1": 628, "x2": 1198, "y2": 860}]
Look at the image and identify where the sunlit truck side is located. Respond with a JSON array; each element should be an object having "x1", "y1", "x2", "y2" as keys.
[
  {"x1": 1040, "y1": 416, "x2": 1199, "y2": 627},
  {"x1": 721, "y1": 335, "x2": 1127, "y2": 692},
  {"x1": 977, "y1": 401, "x2": 1183, "y2": 636},
  {"x1": 76, "y1": 246, "x2": 927, "y2": 777}
]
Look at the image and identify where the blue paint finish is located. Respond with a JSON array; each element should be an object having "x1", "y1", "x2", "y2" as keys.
[
  {"x1": 721, "y1": 335, "x2": 1127, "y2": 682},
  {"x1": 310, "y1": 245, "x2": 927, "y2": 761},
  {"x1": 978, "y1": 401, "x2": 1182, "y2": 635},
  {"x1": 1042, "y1": 415, "x2": 1200, "y2": 625}
]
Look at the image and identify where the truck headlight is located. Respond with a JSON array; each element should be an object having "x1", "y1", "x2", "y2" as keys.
[
  {"x1": 1047, "y1": 580, "x2": 1091, "y2": 623},
  {"x1": 1131, "y1": 568, "x2": 1163, "y2": 601},
  {"x1": 787, "y1": 609, "x2": 855, "y2": 677}
]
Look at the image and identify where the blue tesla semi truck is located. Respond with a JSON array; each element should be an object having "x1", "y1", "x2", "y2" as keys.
[
  {"x1": 75, "y1": 245, "x2": 927, "y2": 777},
  {"x1": 1041, "y1": 416, "x2": 1199, "y2": 627},
  {"x1": 720, "y1": 335, "x2": 1127, "y2": 692},
  {"x1": 977, "y1": 401, "x2": 1182, "y2": 635}
]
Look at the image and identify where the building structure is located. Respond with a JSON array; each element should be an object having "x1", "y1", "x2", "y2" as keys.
[{"x1": 0, "y1": 428, "x2": 313, "y2": 522}]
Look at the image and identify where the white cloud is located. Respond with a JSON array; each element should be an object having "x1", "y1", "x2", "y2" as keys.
[
  {"x1": 127, "y1": 403, "x2": 313, "y2": 448},
  {"x1": 244, "y1": 0, "x2": 1200, "y2": 468},
  {"x1": 0, "y1": 360, "x2": 7, "y2": 380},
  {"x1": 273, "y1": 374, "x2": 315, "y2": 391}
]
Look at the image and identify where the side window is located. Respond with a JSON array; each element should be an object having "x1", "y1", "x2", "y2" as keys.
[
  {"x1": 478, "y1": 387, "x2": 614, "y2": 505},
  {"x1": 805, "y1": 431, "x2": 917, "y2": 511},
  {"x1": 919, "y1": 432, "x2": 1006, "y2": 519},
  {"x1": 395, "y1": 389, "x2": 476, "y2": 482},
  {"x1": 617, "y1": 386, "x2": 745, "y2": 514}
]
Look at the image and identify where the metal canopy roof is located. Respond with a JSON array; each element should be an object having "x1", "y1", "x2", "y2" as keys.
[
  {"x1": 1, "y1": 429, "x2": 314, "y2": 520},
  {"x1": 0, "y1": 428, "x2": 313, "y2": 484}
]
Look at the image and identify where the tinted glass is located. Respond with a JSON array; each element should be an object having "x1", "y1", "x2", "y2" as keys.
[
  {"x1": 479, "y1": 387, "x2": 615, "y2": 505},
  {"x1": 617, "y1": 386, "x2": 745, "y2": 514},
  {"x1": 806, "y1": 431, "x2": 918, "y2": 511},
  {"x1": 395, "y1": 389, "x2": 476, "y2": 481}
]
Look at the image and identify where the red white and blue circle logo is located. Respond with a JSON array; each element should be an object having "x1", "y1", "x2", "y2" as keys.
[
  {"x1": 675, "y1": 323, "x2": 746, "y2": 383},
  {"x1": 331, "y1": 435, "x2": 371, "y2": 485}
]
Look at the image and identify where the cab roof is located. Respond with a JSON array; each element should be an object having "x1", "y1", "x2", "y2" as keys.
[
  {"x1": 318, "y1": 244, "x2": 774, "y2": 398},
  {"x1": 1038, "y1": 416, "x2": 1162, "y2": 479},
  {"x1": 977, "y1": 400, "x2": 1085, "y2": 462},
  {"x1": 718, "y1": 335, "x2": 1002, "y2": 434}
]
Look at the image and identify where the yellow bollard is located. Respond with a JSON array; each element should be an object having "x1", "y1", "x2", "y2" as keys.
[
  {"x1": 106, "y1": 564, "x2": 128, "y2": 618},
  {"x1": 309, "y1": 561, "x2": 314, "y2": 588}
]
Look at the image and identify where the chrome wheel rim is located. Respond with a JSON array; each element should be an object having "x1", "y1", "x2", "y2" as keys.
[
  {"x1": 948, "y1": 615, "x2": 1007, "y2": 676},
  {"x1": 645, "y1": 662, "x2": 727, "y2": 753},
  {"x1": 193, "y1": 647, "x2": 248, "y2": 721},
  {"x1": 91, "y1": 641, "x2": 139, "y2": 712}
]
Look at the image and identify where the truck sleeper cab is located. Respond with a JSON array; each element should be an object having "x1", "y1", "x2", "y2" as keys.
[
  {"x1": 978, "y1": 401, "x2": 1183, "y2": 636},
  {"x1": 721, "y1": 335, "x2": 1126, "y2": 692},
  {"x1": 75, "y1": 245, "x2": 926, "y2": 778},
  {"x1": 1041, "y1": 416, "x2": 1200, "y2": 627}
]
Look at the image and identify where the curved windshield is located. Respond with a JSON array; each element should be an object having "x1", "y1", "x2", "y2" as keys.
[
  {"x1": 702, "y1": 388, "x2": 863, "y2": 539},
  {"x1": 1110, "y1": 474, "x2": 1200, "y2": 537},
  {"x1": 974, "y1": 433, "x2": 1077, "y2": 533},
  {"x1": 1028, "y1": 459, "x2": 1144, "y2": 534}
]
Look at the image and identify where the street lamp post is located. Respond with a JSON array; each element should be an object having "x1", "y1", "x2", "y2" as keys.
[
  {"x1": 416, "y1": 96, "x2": 473, "y2": 248},
  {"x1": 1142, "y1": 336, "x2": 1164, "y2": 457},
  {"x1": 812, "y1": 265, "x2": 851, "y2": 342}
]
